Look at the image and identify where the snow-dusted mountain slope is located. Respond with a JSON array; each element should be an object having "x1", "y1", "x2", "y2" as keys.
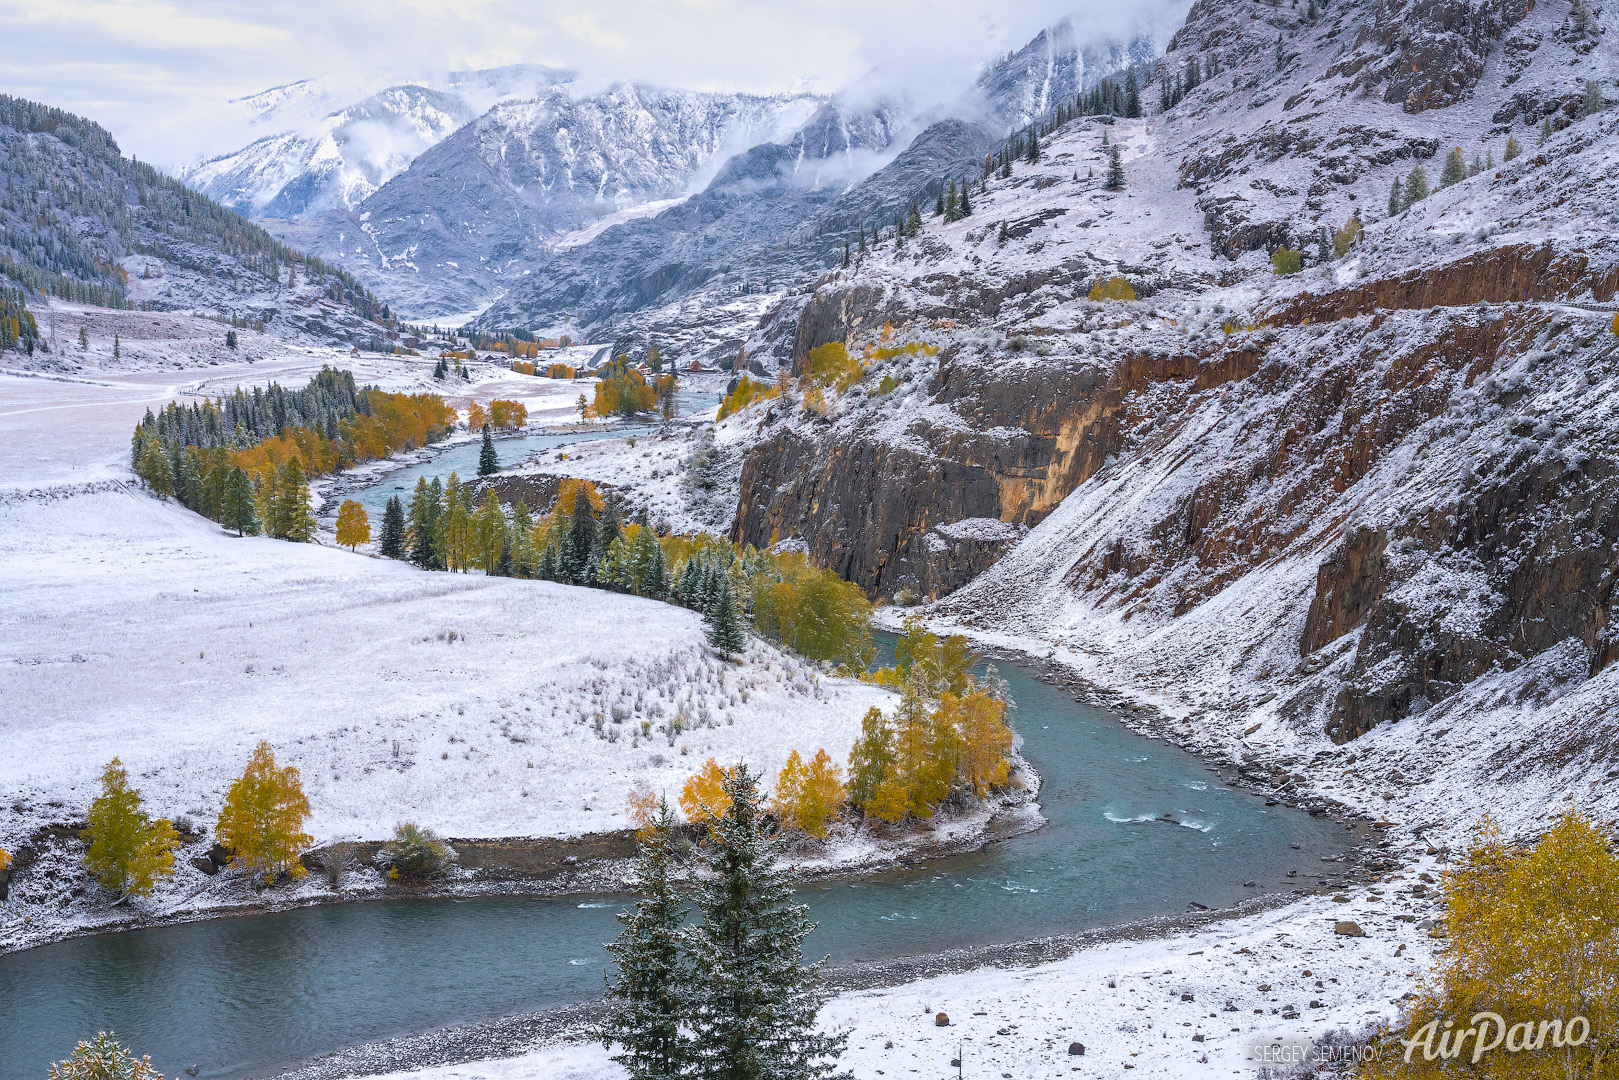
[
  {"x1": 275, "y1": 85, "x2": 824, "y2": 318},
  {"x1": 467, "y1": 25, "x2": 1163, "y2": 351},
  {"x1": 717, "y1": 0, "x2": 1619, "y2": 839},
  {"x1": 0, "y1": 95, "x2": 389, "y2": 346},
  {"x1": 177, "y1": 66, "x2": 572, "y2": 220}
]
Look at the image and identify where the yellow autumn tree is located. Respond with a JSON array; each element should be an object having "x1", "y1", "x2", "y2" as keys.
[
  {"x1": 626, "y1": 787, "x2": 662, "y2": 841},
  {"x1": 334, "y1": 499, "x2": 369, "y2": 550},
  {"x1": 1361, "y1": 812, "x2": 1619, "y2": 1079},
  {"x1": 81, "y1": 758, "x2": 178, "y2": 901},
  {"x1": 471, "y1": 489, "x2": 506, "y2": 572},
  {"x1": 943, "y1": 690, "x2": 1014, "y2": 795},
  {"x1": 488, "y1": 399, "x2": 528, "y2": 429},
  {"x1": 465, "y1": 401, "x2": 487, "y2": 431},
  {"x1": 679, "y1": 758, "x2": 736, "y2": 833},
  {"x1": 216, "y1": 741, "x2": 313, "y2": 885},
  {"x1": 1089, "y1": 276, "x2": 1136, "y2": 301},
  {"x1": 773, "y1": 748, "x2": 846, "y2": 838}
]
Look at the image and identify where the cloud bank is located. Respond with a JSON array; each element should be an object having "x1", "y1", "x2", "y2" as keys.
[{"x1": 0, "y1": 0, "x2": 1188, "y2": 171}]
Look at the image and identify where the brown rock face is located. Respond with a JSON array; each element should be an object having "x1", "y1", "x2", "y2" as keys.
[
  {"x1": 734, "y1": 340, "x2": 1261, "y2": 600},
  {"x1": 1302, "y1": 527, "x2": 1389, "y2": 655},
  {"x1": 1269, "y1": 245, "x2": 1619, "y2": 324},
  {"x1": 1345, "y1": 0, "x2": 1529, "y2": 113}
]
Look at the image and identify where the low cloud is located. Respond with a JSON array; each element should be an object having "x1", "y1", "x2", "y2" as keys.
[{"x1": 0, "y1": 0, "x2": 1190, "y2": 172}]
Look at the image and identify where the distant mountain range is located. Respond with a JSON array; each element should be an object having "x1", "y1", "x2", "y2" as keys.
[{"x1": 177, "y1": 66, "x2": 573, "y2": 220}]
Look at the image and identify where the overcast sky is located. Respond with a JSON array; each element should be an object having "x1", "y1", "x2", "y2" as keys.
[{"x1": 1, "y1": 0, "x2": 1175, "y2": 171}]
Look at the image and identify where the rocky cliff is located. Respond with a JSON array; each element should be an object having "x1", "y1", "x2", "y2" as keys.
[{"x1": 718, "y1": 0, "x2": 1619, "y2": 817}]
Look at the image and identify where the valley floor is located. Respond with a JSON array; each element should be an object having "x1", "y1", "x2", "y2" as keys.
[{"x1": 0, "y1": 308, "x2": 907, "y2": 952}]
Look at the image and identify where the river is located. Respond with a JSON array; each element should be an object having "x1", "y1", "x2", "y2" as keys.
[{"x1": 0, "y1": 640, "x2": 1348, "y2": 1079}]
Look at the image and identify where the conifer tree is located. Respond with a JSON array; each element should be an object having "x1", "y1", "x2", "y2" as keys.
[
  {"x1": 379, "y1": 495, "x2": 406, "y2": 558},
  {"x1": 408, "y1": 477, "x2": 441, "y2": 568},
  {"x1": 137, "y1": 441, "x2": 174, "y2": 498},
  {"x1": 222, "y1": 466, "x2": 257, "y2": 535},
  {"x1": 1539, "y1": 116, "x2": 1554, "y2": 143},
  {"x1": 1124, "y1": 70, "x2": 1141, "y2": 118},
  {"x1": 934, "y1": 189, "x2": 946, "y2": 218},
  {"x1": 508, "y1": 500, "x2": 535, "y2": 576},
  {"x1": 273, "y1": 458, "x2": 315, "y2": 542},
  {"x1": 646, "y1": 537, "x2": 669, "y2": 599},
  {"x1": 682, "y1": 765, "x2": 848, "y2": 1080},
  {"x1": 113, "y1": 333, "x2": 120, "y2": 359},
  {"x1": 602, "y1": 798, "x2": 690, "y2": 1080},
  {"x1": 1440, "y1": 146, "x2": 1465, "y2": 187},
  {"x1": 473, "y1": 490, "x2": 506, "y2": 573},
  {"x1": 1104, "y1": 144, "x2": 1126, "y2": 191},
  {"x1": 215, "y1": 741, "x2": 312, "y2": 885},
  {"x1": 82, "y1": 758, "x2": 178, "y2": 902},
  {"x1": 78, "y1": 326, "x2": 89, "y2": 350},
  {"x1": 563, "y1": 494, "x2": 598, "y2": 584},
  {"x1": 846, "y1": 706, "x2": 895, "y2": 809},
  {"x1": 1387, "y1": 176, "x2": 1404, "y2": 216},
  {"x1": 1025, "y1": 125, "x2": 1040, "y2": 163},
  {"x1": 47, "y1": 1032, "x2": 163, "y2": 1080},
  {"x1": 704, "y1": 575, "x2": 747, "y2": 657},
  {"x1": 1404, "y1": 164, "x2": 1431, "y2": 206},
  {"x1": 957, "y1": 180, "x2": 970, "y2": 217},
  {"x1": 1582, "y1": 79, "x2": 1604, "y2": 118},
  {"x1": 478, "y1": 423, "x2": 498, "y2": 476}
]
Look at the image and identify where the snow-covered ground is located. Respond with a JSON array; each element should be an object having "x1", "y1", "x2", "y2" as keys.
[
  {"x1": 0, "y1": 306, "x2": 896, "y2": 950},
  {"x1": 356, "y1": 872, "x2": 1440, "y2": 1080}
]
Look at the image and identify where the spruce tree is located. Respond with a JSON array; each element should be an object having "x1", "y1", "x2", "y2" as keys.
[
  {"x1": 563, "y1": 496, "x2": 597, "y2": 584},
  {"x1": 957, "y1": 181, "x2": 971, "y2": 217},
  {"x1": 602, "y1": 799, "x2": 690, "y2": 1079},
  {"x1": 1025, "y1": 125, "x2": 1040, "y2": 163},
  {"x1": 379, "y1": 495, "x2": 407, "y2": 558},
  {"x1": 408, "y1": 477, "x2": 440, "y2": 568},
  {"x1": 1387, "y1": 176, "x2": 1404, "y2": 216},
  {"x1": 646, "y1": 536, "x2": 669, "y2": 599},
  {"x1": 704, "y1": 576, "x2": 747, "y2": 657},
  {"x1": 274, "y1": 459, "x2": 315, "y2": 542},
  {"x1": 934, "y1": 189, "x2": 946, "y2": 218},
  {"x1": 222, "y1": 466, "x2": 257, "y2": 535},
  {"x1": 1124, "y1": 70, "x2": 1141, "y2": 118},
  {"x1": 1104, "y1": 145, "x2": 1125, "y2": 191},
  {"x1": 478, "y1": 423, "x2": 498, "y2": 476},
  {"x1": 682, "y1": 765, "x2": 848, "y2": 1080}
]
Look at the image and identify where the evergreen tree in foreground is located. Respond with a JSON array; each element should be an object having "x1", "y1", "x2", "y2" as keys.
[
  {"x1": 478, "y1": 423, "x2": 498, "y2": 476},
  {"x1": 705, "y1": 576, "x2": 747, "y2": 657},
  {"x1": 47, "y1": 1031, "x2": 163, "y2": 1080},
  {"x1": 602, "y1": 799, "x2": 690, "y2": 1079},
  {"x1": 379, "y1": 495, "x2": 406, "y2": 559},
  {"x1": 683, "y1": 765, "x2": 849, "y2": 1080}
]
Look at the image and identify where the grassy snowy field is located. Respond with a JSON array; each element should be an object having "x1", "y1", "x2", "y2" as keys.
[
  {"x1": 0, "y1": 307, "x2": 890, "y2": 948},
  {"x1": 0, "y1": 488, "x2": 885, "y2": 850}
]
